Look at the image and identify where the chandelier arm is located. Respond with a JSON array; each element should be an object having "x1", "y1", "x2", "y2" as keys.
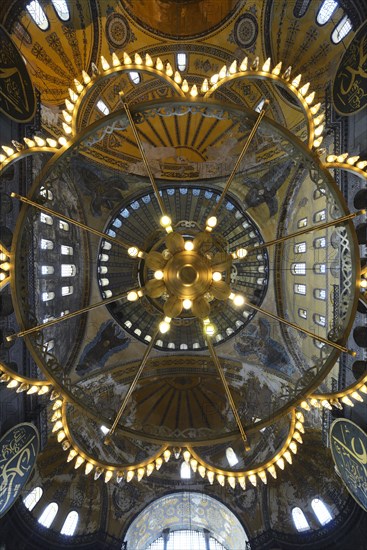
[
  {"x1": 206, "y1": 336, "x2": 250, "y2": 451},
  {"x1": 244, "y1": 210, "x2": 365, "y2": 255},
  {"x1": 104, "y1": 326, "x2": 160, "y2": 444},
  {"x1": 120, "y1": 93, "x2": 166, "y2": 216},
  {"x1": 245, "y1": 301, "x2": 354, "y2": 355},
  {"x1": 6, "y1": 290, "x2": 133, "y2": 342},
  {"x1": 211, "y1": 100, "x2": 269, "y2": 218},
  {"x1": 10, "y1": 193, "x2": 134, "y2": 251}
]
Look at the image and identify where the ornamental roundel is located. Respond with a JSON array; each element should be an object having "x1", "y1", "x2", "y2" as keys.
[
  {"x1": 234, "y1": 13, "x2": 259, "y2": 49},
  {"x1": 332, "y1": 21, "x2": 367, "y2": 116},
  {"x1": 105, "y1": 13, "x2": 130, "y2": 50}
]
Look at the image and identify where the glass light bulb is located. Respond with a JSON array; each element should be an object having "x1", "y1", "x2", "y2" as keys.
[
  {"x1": 160, "y1": 215, "x2": 172, "y2": 228},
  {"x1": 184, "y1": 241, "x2": 194, "y2": 251},
  {"x1": 128, "y1": 246, "x2": 139, "y2": 258},
  {"x1": 206, "y1": 216, "x2": 217, "y2": 228},
  {"x1": 127, "y1": 291, "x2": 139, "y2": 302},
  {"x1": 205, "y1": 323, "x2": 216, "y2": 336},
  {"x1": 212, "y1": 271, "x2": 222, "y2": 282},
  {"x1": 233, "y1": 294, "x2": 245, "y2": 307},
  {"x1": 182, "y1": 299, "x2": 192, "y2": 310},
  {"x1": 159, "y1": 320, "x2": 170, "y2": 334},
  {"x1": 154, "y1": 270, "x2": 164, "y2": 280},
  {"x1": 236, "y1": 248, "x2": 247, "y2": 258}
]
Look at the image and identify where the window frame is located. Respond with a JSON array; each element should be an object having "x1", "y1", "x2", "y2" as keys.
[
  {"x1": 316, "y1": 0, "x2": 338, "y2": 26},
  {"x1": 292, "y1": 506, "x2": 310, "y2": 532},
  {"x1": 60, "y1": 510, "x2": 79, "y2": 536},
  {"x1": 38, "y1": 502, "x2": 59, "y2": 528},
  {"x1": 331, "y1": 15, "x2": 353, "y2": 44},
  {"x1": 294, "y1": 283, "x2": 307, "y2": 295},
  {"x1": 51, "y1": 0, "x2": 70, "y2": 22},
  {"x1": 291, "y1": 262, "x2": 306, "y2": 275},
  {"x1": 311, "y1": 498, "x2": 333, "y2": 525},
  {"x1": 26, "y1": 0, "x2": 49, "y2": 31}
]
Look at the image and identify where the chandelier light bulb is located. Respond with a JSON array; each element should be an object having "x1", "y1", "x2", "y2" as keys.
[
  {"x1": 160, "y1": 215, "x2": 172, "y2": 228},
  {"x1": 236, "y1": 248, "x2": 248, "y2": 259},
  {"x1": 204, "y1": 323, "x2": 216, "y2": 337},
  {"x1": 159, "y1": 320, "x2": 170, "y2": 334},
  {"x1": 184, "y1": 240, "x2": 194, "y2": 251},
  {"x1": 154, "y1": 270, "x2": 164, "y2": 280},
  {"x1": 212, "y1": 271, "x2": 222, "y2": 282},
  {"x1": 206, "y1": 216, "x2": 217, "y2": 230},
  {"x1": 182, "y1": 299, "x2": 192, "y2": 310},
  {"x1": 128, "y1": 246, "x2": 139, "y2": 258},
  {"x1": 360, "y1": 279, "x2": 367, "y2": 289},
  {"x1": 127, "y1": 291, "x2": 139, "y2": 302},
  {"x1": 233, "y1": 294, "x2": 245, "y2": 307}
]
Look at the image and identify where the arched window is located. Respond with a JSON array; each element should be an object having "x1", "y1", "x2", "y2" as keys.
[
  {"x1": 314, "y1": 288, "x2": 326, "y2": 300},
  {"x1": 59, "y1": 220, "x2": 69, "y2": 231},
  {"x1": 294, "y1": 242, "x2": 306, "y2": 253},
  {"x1": 42, "y1": 291, "x2": 55, "y2": 302},
  {"x1": 314, "y1": 263, "x2": 326, "y2": 274},
  {"x1": 96, "y1": 100, "x2": 110, "y2": 115},
  {"x1": 23, "y1": 486, "x2": 43, "y2": 511},
  {"x1": 61, "y1": 245, "x2": 73, "y2": 255},
  {"x1": 297, "y1": 217, "x2": 308, "y2": 228},
  {"x1": 316, "y1": 0, "x2": 338, "y2": 25},
  {"x1": 314, "y1": 209, "x2": 326, "y2": 222},
  {"x1": 61, "y1": 264, "x2": 76, "y2": 277},
  {"x1": 331, "y1": 15, "x2": 352, "y2": 43},
  {"x1": 61, "y1": 285, "x2": 73, "y2": 296},
  {"x1": 41, "y1": 265, "x2": 54, "y2": 275},
  {"x1": 293, "y1": 0, "x2": 311, "y2": 18},
  {"x1": 60, "y1": 510, "x2": 79, "y2": 536},
  {"x1": 51, "y1": 0, "x2": 70, "y2": 22},
  {"x1": 38, "y1": 502, "x2": 58, "y2": 528},
  {"x1": 292, "y1": 507, "x2": 310, "y2": 532},
  {"x1": 291, "y1": 263, "x2": 306, "y2": 275},
  {"x1": 294, "y1": 284, "x2": 306, "y2": 295},
  {"x1": 226, "y1": 447, "x2": 239, "y2": 467},
  {"x1": 313, "y1": 313, "x2": 326, "y2": 327},
  {"x1": 26, "y1": 1, "x2": 49, "y2": 30},
  {"x1": 176, "y1": 52, "x2": 187, "y2": 71},
  {"x1": 40, "y1": 239, "x2": 54, "y2": 250},
  {"x1": 311, "y1": 498, "x2": 332, "y2": 525},
  {"x1": 180, "y1": 462, "x2": 191, "y2": 479},
  {"x1": 129, "y1": 72, "x2": 141, "y2": 85},
  {"x1": 298, "y1": 308, "x2": 307, "y2": 319},
  {"x1": 40, "y1": 213, "x2": 53, "y2": 225},
  {"x1": 314, "y1": 237, "x2": 326, "y2": 249}
]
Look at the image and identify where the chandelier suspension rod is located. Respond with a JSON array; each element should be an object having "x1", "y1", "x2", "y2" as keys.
[
  {"x1": 246, "y1": 302, "x2": 355, "y2": 355},
  {"x1": 245, "y1": 210, "x2": 365, "y2": 255},
  {"x1": 206, "y1": 336, "x2": 250, "y2": 451},
  {"x1": 10, "y1": 193, "x2": 132, "y2": 251},
  {"x1": 104, "y1": 326, "x2": 159, "y2": 444},
  {"x1": 211, "y1": 100, "x2": 269, "y2": 217},
  {"x1": 120, "y1": 93, "x2": 167, "y2": 216},
  {"x1": 6, "y1": 290, "x2": 132, "y2": 342}
]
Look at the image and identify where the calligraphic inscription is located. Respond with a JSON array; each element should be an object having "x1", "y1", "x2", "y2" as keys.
[
  {"x1": 0, "y1": 423, "x2": 39, "y2": 518},
  {"x1": 0, "y1": 25, "x2": 36, "y2": 122},
  {"x1": 330, "y1": 419, "x2": 367, "y2": 512},
  {"x1": 332, "y1": 21, "x2": 367, "y2": 115}
]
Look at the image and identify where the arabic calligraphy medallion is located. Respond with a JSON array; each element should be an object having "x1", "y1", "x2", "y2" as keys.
[
  {"x1": 330, "y1": 419, "x2": 367, "y2": 512},
  {"x1": 0, "y1": 423, "x2": 39, "y2": 518}
]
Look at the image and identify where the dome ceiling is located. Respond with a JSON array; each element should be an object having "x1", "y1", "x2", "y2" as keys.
[{"x1": 1, "y1": 1, "x2": 366, "y2": 547}]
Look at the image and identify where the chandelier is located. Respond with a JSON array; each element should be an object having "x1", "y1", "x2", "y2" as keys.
[{"x1": 1, "y1": 50, "x2": 367, "y2": 489}]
